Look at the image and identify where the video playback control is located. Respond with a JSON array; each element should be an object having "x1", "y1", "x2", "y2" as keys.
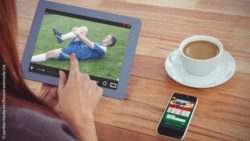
[{"x1": 29, "y1": 63, "x2": 118, "y2": 90}]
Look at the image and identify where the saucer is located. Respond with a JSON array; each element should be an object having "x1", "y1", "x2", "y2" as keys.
[{"x1": 165, "y1": 49, "x2": 236, "y2": 88}]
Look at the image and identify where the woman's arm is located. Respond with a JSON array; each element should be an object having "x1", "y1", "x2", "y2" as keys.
[
  {"x1": 57, "y1": 54, "x2": 102, "y2": 141},
  {"x1": 39, "y1": 54, "x2": 101, "y2": 141},
  {"x1": 70, "y1": 116, "x2": 98, "y2": 141}
]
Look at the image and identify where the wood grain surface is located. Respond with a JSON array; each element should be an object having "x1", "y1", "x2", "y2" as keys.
[{"x1": 16, "y1": 0, "x2": 250, "y2": 140}]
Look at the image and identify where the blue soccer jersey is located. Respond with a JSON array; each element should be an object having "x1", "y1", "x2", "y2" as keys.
[{"x1": 58, "y1": 40, "x2": 106, "y2": 60}]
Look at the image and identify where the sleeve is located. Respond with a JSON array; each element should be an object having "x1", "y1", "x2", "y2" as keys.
[
  {"x1": 93, "y1": 43, "x2": 105, "y2": 56},
  {"x1": 6, "y1": 107, "x2": 79, "y2": 141}
]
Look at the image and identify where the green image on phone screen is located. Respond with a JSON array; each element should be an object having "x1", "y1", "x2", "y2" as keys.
[{"x1": 160, "y1": 96, "x2": 195, "y2": 131}]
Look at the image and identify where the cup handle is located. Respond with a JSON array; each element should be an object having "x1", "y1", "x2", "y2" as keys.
[{"x1": 168, "y1": 49, "x2": 182, "y2": 67}]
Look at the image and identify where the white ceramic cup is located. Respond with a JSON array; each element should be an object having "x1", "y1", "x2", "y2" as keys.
[{"x1": 178, "y1": 35, "x2": 223, "y2": 76}]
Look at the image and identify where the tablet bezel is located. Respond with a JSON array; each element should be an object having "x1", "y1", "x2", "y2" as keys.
[{"x1": 21, "y1": 0, "x2": 141, "y2": 99}]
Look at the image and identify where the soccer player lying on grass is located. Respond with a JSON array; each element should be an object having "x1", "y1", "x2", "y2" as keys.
[{"x1": 31, "y1": 26, "x2": 117, "y2": 62}]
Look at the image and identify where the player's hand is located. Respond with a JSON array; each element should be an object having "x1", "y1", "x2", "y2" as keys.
[
  {"x1": 72, "y1": 28, "x2": 81, "y2": 37},
  {"x1": 57, "y1": 53, "x2": 103, "y2": 125},
  {"x1": 79, "y1": 26, "x2": 88, "y2": 36},
  {"x1": 39, "y1": 84, "x2": 60, "y2": 113}
]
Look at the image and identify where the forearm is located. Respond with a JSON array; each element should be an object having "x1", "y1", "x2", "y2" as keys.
[
  {"x1": 71, "y1": 116, "x2": 98, "y2": 141},
  {"x1": 77, "y1": 33, "x2": 94, "y2": 48}
]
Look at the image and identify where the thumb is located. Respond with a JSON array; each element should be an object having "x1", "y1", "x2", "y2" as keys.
[{"x1": 58, "y1": 70, "x2": 67, "y2": 92}]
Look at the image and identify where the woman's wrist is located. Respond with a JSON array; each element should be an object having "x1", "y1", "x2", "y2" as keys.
[
  {"x1": 67, "y1": 113, "x2": 94, "y2": 129},
  {"x1": 68, "y1": 114, "x2": 97, "y2": 141}
]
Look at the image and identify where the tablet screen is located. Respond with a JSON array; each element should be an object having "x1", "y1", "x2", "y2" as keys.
[{"x1": 29, "y1": 9, "x2": 131, "y2": 90}]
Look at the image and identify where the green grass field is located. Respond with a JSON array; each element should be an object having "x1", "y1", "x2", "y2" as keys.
[{"x1": 33, "y1": 14, "x2": 130, "y2": 81}]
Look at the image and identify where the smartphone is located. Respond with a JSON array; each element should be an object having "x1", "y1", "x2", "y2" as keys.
[{"x1": 156, "y1": 93, "x2": 198, "y2": 140}]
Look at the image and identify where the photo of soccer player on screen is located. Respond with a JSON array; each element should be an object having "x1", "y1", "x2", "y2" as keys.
[
  {"x1": 31, "y1": 26, "x2": 117, "y2": 62},
  {"x1": 30, "y1": 10, "x2": 130, "y2": 82}
]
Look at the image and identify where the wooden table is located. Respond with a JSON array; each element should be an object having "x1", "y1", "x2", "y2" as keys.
[{"x1": 17, "y1": 0, "x2": 250, "y2": 140}]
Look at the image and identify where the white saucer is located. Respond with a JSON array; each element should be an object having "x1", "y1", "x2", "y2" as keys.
[{"x1": 165, "y1": 49, "x2": 236, "y2": 88}]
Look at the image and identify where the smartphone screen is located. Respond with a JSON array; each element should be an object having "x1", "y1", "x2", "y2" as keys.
[{"x1": 157, "y1": 93, "x2": 198, "y2": 139}]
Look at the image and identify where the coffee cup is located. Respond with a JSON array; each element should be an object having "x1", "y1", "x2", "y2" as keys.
[{"x1": 177, "y1": 35, "x2": 223, "y2": 76}]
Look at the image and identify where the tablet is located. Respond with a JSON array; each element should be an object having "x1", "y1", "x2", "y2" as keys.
[{"x1": 21, "y1": 1, "x2": 141, "y2": 99}]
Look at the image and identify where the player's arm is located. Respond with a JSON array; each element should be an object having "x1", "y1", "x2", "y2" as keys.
[{"x1": 74, "y1": 30, "x2": 94, "y2": 49}]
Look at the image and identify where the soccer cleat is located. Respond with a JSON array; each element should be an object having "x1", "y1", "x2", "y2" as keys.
[{"x1": 52, "y1": 28, "x2": 63, "y2": 43}]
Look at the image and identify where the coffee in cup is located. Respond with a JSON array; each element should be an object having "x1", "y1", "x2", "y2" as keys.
[
  {"x1": 178, "y1": 35, "x2": 223, "y2": 76},
  {"x1": 183, "y1": 41, "x2": 219, "y2": 60}
]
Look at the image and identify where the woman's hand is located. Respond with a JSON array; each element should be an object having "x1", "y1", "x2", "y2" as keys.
[
  {"x1": 57, "y1": 53, "x2": 102, "y2": 141},
  {"x1": 39, "y1": 84, "x2": 60, "y2": 113}
]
